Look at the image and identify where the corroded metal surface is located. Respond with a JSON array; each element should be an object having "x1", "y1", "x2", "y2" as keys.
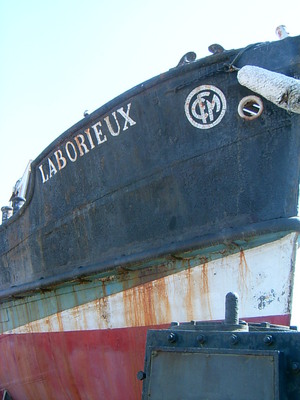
[
  {"x1": 0, "y1": 36, "x2": 300, "y2": 399},
  {"x1": 141, "y1": 321, "x2": 300, "y2": 399},
  {"x1": 0, "y1": 328, "x2": 148, "y2": 399},
  {"x1": 0, "y1": 234, "x2": 297, "y2": 398},
  {"x1": 0, "y1": 234, "x2": 296, "y2": 334},
  {"x1": 0, "y1": 36, "x2": 300, "y2": 297}
]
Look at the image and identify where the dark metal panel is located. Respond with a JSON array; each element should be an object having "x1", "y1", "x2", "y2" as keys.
[
  {"x1": 141, "y1": 327, "x2": 300, "y2": 399},
  {"x1": 147, "y1": 349, "x2": 279, "y2": 400}
]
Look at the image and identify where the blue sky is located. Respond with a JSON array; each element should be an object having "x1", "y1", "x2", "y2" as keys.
[{"x1": 0, "y1": 0, "x2": 300, "y2": 324}]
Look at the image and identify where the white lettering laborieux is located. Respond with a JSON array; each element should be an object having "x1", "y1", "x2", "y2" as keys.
[{"x1": 39, "y1": 103, "x2": 136, "y2": 184}]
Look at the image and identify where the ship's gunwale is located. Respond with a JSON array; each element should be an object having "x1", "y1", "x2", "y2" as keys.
[{"x1": 0, "y1": 217, "x2": 299, "y2": 301}]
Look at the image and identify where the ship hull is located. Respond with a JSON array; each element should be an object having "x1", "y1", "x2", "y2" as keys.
[
  {"x1": 0, "y1": 316, "x2": 291, "y2": 400},
  {"x1": 0, "y1": 233, "x2": 298, "y2": 399},
  {"x1": 1, "y1": 36, "x2": 300, "y2": 399}
]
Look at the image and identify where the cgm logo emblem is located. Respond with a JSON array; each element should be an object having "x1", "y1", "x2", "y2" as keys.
[{"x1": 184, "y1": 85, "x2": 226, "y2": 129}]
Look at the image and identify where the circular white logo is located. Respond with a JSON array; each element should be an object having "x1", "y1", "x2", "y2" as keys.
[{"x1": 184, "y1": 85, "x2": 226, "y2": 129}]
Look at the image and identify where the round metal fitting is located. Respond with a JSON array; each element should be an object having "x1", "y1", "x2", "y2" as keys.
[
  {"x1": 238, "y1": 95, "x2": 263, "y2": 120},
  {"x1": 168, "y1": 332, "x2": 177, "y2": 343},
  {"x1": 230, "y1": 334, "x2": 239, "y2": 345},
  {"x1": 291, "y1": 362, "x2": 300, "y2": 374},
  {"x1": 137, "y1": 371, "x2": 146, "y2": 381},
  {"x1": 263, "y1": 335, "x2": 274, "y2": 345},
  {"x1": 197, "y1": 334, "x2": 206, "y2": 344}
]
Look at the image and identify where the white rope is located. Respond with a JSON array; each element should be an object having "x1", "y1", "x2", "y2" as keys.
[{"x1": 237, "y1": 65, "x2": 300, "y2": 114}]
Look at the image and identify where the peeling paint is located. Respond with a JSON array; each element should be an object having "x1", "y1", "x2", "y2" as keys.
[
  {"x1": 5, "y1": 234, "x2": 297, "y2": 334},
  {"x1": 238, "y1": 249, "x2": 250, "y2": 299},
  {"x1": 255, "y1": 289, "x2": 276, "y2": 310}
]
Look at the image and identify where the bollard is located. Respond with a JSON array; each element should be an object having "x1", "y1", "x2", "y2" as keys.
[{"x1": 1, "y1": 206, "x2": 13, "y2": 224}]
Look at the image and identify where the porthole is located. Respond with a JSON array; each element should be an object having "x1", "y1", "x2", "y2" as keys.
[{"x1": 238, "y1": 95, "x2": 263, "y2": 120}]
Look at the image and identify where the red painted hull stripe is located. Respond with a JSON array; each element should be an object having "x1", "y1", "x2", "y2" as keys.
[{"x1": 0, "y1": 314, "x2": 291, "y2": 400}]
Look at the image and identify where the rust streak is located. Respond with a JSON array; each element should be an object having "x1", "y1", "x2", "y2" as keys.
[
  {"x1": 97, "y1": 296, "x2": 110, "y2": 328},
  {"x1": 184, "y1": 267, "x2": 194, "y2": 320},
  {"x1": 200, "y1": 262, "x2": 212, "y2": 320},
  {"x1": 238, "y1": 249, "x2": 250, "y2": 298},
  {"x1": 122, "y1": 274, "x2": 173, "y2": 327},
  {"x1": 54, "y1": 294, "x2": 64, "y2": 332}
]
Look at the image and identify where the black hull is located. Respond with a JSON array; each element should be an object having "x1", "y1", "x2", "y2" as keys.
[{"x1": 1, "y1": 36, "x2": 300, "y2": 297}]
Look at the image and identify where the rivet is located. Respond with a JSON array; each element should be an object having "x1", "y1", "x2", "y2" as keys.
[
  {"x1": 197, "y1": 334, "x2": 206, "y2": 344},
  {"x1": 230, "y1": 334, "x2": 239, "y2": 345},
  {"x1": 137, "y1": 371, "x2": 146, "y2": 381},
  {"x1": 263, "y1": 335, "x2": 273, "y2": 345},
  {"x1": 168, "y1": 332, "x2": 177, "y2": 343},
  {"x1": 291, "y1": 362, "x2": 300, "y2": 374}
]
